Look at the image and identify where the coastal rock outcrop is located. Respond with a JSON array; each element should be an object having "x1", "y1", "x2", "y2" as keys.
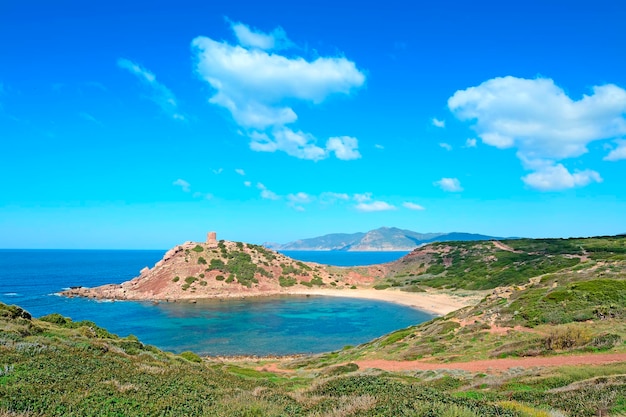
[{"x1": 62, "y1": 234, "x2": 375, "y2": 302}]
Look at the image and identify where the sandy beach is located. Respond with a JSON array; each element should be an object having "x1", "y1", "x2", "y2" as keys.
[{"x1": 284, "y1": 288, "x2": 485, "y2": 316}]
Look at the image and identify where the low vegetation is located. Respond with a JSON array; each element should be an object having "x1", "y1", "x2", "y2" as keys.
[{"x1": 3, "y1": 235, "x2": 626, "y2": 415}]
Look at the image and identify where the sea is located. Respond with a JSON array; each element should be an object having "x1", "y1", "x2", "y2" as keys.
[{"x1": 0, "y1": 249, "x2": 432, "y2": 356}]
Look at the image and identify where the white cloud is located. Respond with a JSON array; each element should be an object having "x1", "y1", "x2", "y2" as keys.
[
  {"x1": 250, "y1": 128, "x2": 327, "y2": 161},
  {"x1": 449, "y1": 76, "x2": 626, "y2": 189},
  {"x1": 173, "y1": 179, "x2": 191, "y2": 192},
  {"x1": 375, "y1": 144, "x2": 384, "y2": 150},
  {"x1": 465, "y1": 138, "x2": 477, "y2": 148},
  {"x1": 287, "y1": 192, "x2": 313, "y2": 204},
  {"x1": 192, "y1": 22, "x2": 365, "y2": 160},
  {"x1": 604, "y1": 139, "x2": 626, "y2": 161},
  {"x1": 235, "y1": 168, "x2": 246, "y2": 176},
  {"x1": 319, "y1": 192, "x2": 350, "y2": 204},
  {"x1": 403, "y1": 202, "x2": 425, "y2": 211},
  {"x1": 326, "y1": 136, "x2": 361, "y2": 160},
  {"x1": 229, "y1": 20, "x2": 293, "y2": 51},
  {"x1": 522, "y1": 164, "x2": 602, "y2": 191},
  {"x1": 257, "y1": 182, "x2": 280, "y2": 200},
  {"x1": 117, "y1": 58, "x2": 185, "y2": 121},
  {"x1": 243, "y1": 181, "x2": 252, "y2": 187},
  {"x1": 434, "y1": 177, "x2": 463, "y2": 192},
  {"x1": 212, "y1": 168, "x2": 223, "y2": 174},
  {"x1": 355, "y1": 201, "x2": 396, "y2": 212},
  {"x1": 432, "y1": 118, "x2": 445, "y2": 128},
  {"x1": 439, "y1": 142, "x2": 452, "y2": 151},
  {"x1": 353, "y1": 193, "x2": 372, "y2": 203}
]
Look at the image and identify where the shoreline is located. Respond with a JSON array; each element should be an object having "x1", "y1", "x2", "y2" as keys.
[
  {"x1": 283, "y1": 288, "x2": 483, "y2": 316},
  {"x1": 62, "y1": 287, "x2": 483, "y2": 316}
]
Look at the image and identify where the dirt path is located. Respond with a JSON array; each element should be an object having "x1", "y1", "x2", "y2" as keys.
[
  {"x1": 491, "y1": 240, "x2": 521, "y2": 253},
  {"x1": 259, "y1": 353, "x2": 626, "y2": 374},
  {"x1": 355, "y1": 353, "x2": 626, "y2": 372}
]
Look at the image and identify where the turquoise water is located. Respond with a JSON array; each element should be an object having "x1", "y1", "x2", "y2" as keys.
[
  {"x1": 0, "y1": 249, "x2": 431, "y2": 355},
  {"x1": 280, "y1": 250, "x2": 410, "y2": 266}
]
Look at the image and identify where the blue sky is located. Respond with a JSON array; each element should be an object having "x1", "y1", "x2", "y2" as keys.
[{"x1": 2, "y1": 0, "x2": 626, "y2": 249}]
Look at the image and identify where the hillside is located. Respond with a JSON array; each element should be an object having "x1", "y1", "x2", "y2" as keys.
[
  {"x1": 4, "y1": 235, "x2": 626, "y2": 416},
  {"x1": 62, "y1": 235, "x2": 376, "y2": 301},
  {"x1": 285, "y1": 236, "x2": 626, "y2": 364},
  {"x1": 265, "y1": 226, "x2": 501, "y2": 251}
]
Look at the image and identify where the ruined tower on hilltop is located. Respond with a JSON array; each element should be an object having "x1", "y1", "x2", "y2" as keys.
[{"x1": 206, "y1": 231, "x2": 217, "y2": 247}]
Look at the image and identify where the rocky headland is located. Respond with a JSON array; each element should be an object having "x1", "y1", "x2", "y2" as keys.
[{"x1": 61, "y1": 232, "x2": 380, "y2": 303}]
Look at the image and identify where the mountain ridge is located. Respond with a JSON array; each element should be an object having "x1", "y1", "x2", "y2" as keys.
[{"x1": 265, "y1": 227, "x2": 503, "y2": 251}]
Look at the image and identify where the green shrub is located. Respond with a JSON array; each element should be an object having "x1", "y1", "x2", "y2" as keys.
[
  {"x1": 210, "y1": 258, "x2": 226, "y2": 270},
  {"x1": 215, "y1": 275, "x2": 225, "y2": 281},
  {"x1": 191, "y1": 245, "x2": 204, "y2": 252},
  {"x1": 39, "y1": 313, "x2": 68, "y2": 325},
  {"x1": 197, "y1": 257, "x2": 207, "y2": 265},
  {"x1": 179, "y1": 351, "x2": 202, "y2": 363},
  {"x1": 279, "y1": 276, "x2": 297, "y2": 287},
  {"x1": 225, "y1": 274, "x2": 235, "y2": 283},
  {"x1": 544, "y1": 325, "x2": 592, "y2": 350},
  {"x1": 310, "y1": 276, "x2": 324, "y2": 286},
  {"x1": 185, "y1": 276, "x2": 198, "y2": 285},
  {"x1": 172, "y1": 276, "x2": 180, "y2": 282}
]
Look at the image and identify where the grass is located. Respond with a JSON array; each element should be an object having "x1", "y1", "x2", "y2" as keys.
[
  {"x1": 3, "y1": 235, "x2": 626, "y2": 416},
  {"x1": 2, "y1": 300, "x2": 626, "y2": 416}
]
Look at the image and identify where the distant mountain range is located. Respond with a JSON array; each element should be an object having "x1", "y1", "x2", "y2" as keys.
[{"x1": 264, "y1": 227, "x2": 504, "y2": 251}]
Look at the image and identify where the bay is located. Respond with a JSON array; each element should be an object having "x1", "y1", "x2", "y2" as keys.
[
  {"x1": 280, "y1": 250, "x2": 410, "y2": 266},
  {"x1": 0, "y1": 249, "x2": 430, "y2": 356}
]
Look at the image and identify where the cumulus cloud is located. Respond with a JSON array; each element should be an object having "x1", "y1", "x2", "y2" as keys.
[
  {"x1": 521, "y1": 164, "x2": 602, "y2": 191},
  {"x1": 403, "y1": 202, "x2": 425, "y2": 210},
  {"x1": 355, "y1": 201, "x2": 396, "y2": 212},
  {"x1": 117, "y1": 58, "x2": 186, "y2": 121},
  {"x1": 192, "y1": 21, "x2": 365, "y2": 160},
  {"x1": 375, "y1": 144, "x2": 384, "y2": 150},
  {"x1": 249, "y1": 128, "x2": 327, "y2": 160},
  {"x1": 287, "y1": 192, "x2": 313, "y2": 211},
  {"x1": 319, "y1": 192, "x2": 350, "y2": 204},
  {"x1": 212, "y1": 168, "x2": 223, "y2": 174},
  {"x1": 432, "y1": 118, "x2": 445, "y2": 128},
  {"x1": 173, "y1": 179, "x2": 191, "y2": 192},
  {"x1": 235, "y1": 168, "x2": 246, "y2": 176},
  {"x1": 604, "y1": 139, "x2": 626, "y2": 161},
  {"x1": 257, "y1": 182, "x2": 280, "y2": 200},
  {"x1": 449, "y1": 76, "x2": 626, "y2": 189},
  {"x1": 465, "y1": 138, "x2": 477, "y2": 148},
  {"x1": 229, "y1": 20, "x2": 293, "y2": 51},
  {"x1": 353, "y1": 193, "x2": 372, "y2": 203},
  {"x1": 326, "y1": 136, "x2": 361, "y2": 160},
  {"x1": 434, "y1": 177, "x2": 463, "y2": 192},
  {"x1": 287, "y1": 192, "x2": 313, "y2": 204},
  {"x1": 439, "y1": 142, "x2": 452, "y2": 151}
]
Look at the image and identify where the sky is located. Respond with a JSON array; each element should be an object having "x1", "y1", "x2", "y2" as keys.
[{"x1": 1, "y1": 0, "x2": 626, "y2": 249}]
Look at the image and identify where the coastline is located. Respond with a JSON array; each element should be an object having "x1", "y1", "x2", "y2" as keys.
[
  {"x1": 282, "y1": 288, "x2": 483, "y2": 316},
  {"x1": 62, "y1": 286, "x2": 483, "y2": 316}
]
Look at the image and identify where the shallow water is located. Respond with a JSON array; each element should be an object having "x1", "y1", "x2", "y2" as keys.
[{"x1": 0, "y1": 249, "x2": 431, "y2": 355}]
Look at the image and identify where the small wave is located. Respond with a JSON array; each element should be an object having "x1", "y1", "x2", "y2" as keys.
[{"x1": 3, "y1": 292, "x2": 20, "y2": 296}]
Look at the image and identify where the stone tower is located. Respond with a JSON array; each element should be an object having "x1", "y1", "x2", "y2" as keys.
[{"x1": 206, "y1": 231, "x2": 217, "y2": 247}]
